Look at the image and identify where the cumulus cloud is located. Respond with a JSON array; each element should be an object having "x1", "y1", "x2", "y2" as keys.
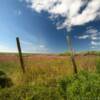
[{"x1": 26, "y1": 0, "x2": 100, "y2": 31}]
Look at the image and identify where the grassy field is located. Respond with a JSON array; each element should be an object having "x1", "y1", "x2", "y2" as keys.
[{"x1": 0, "y1": 53, "x2": 100, "y2": 100}]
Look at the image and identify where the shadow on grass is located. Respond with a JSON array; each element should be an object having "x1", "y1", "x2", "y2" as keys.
[{"x1": 0, "y1": 70, "x2": 13, "y2": 88}]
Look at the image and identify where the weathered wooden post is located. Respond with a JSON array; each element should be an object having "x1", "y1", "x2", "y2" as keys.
[
  {"x1": 66, "y1": 35, "x2": 77, "y2": 74},
  {"x1": 16, "y1": 37, "x2": 25, "y2": 73}
]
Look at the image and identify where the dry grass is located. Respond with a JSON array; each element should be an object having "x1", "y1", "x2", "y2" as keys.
[{"x1": 0, "y1": 54, "x2": 99, "y2": 86}]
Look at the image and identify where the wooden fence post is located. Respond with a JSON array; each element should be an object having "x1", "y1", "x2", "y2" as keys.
[
  {"x1": 66, "y1": 35, "x2": 78, "y2": 74},
  {"x1": 16, "y1": 37, "x2": 25, "y2": 73}
]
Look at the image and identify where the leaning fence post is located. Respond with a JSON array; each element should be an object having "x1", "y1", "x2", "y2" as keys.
[
  {"x1": 16, "y1": 37, "x2": 25, "y2": 73},
  {"x1": 66, "y1": 35, "x2": 78, "y2": 74}
]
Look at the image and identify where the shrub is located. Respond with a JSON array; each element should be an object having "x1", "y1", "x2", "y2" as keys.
[
  {"x1": 0, "y1": 70, "x2": 13, "y2": 88},
  {"x1": 58, "y1": 71, "x2": 100, "y2": 100}
]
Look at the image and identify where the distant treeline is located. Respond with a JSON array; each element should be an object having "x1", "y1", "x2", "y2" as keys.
[
  {"x1": 0, "y1": 51, "x2": 100, "y2": 56},
  {"x1": 58, "y1": 51, "x2": 100, "y2": 56}
]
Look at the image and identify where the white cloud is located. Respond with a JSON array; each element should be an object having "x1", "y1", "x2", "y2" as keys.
[
  {"x1": 77, "y1": 35, "x2": 89, "y2": 39},
  {"x1": 26, "y1": 0, "x2": 100, "y2": 30},
  {"x1": 91, "y1": 40, "x2": 100, "y2": 49},
  {"x1": 68, "y1": 0, "x2": 100, "y2": 26},
  {"x1": 86, "y1": 28, "x2": 100, "y2": 40},
  {"x1": 75, "y1": 27, "x2": 100, "y2": 49},
  {"x1": 30, "y1": 44, "x2": 48, "y2": 53},
  {"x1": 77, "y1": 27, "x2": 100, "y2": 40},
  {"x1": 0, "y1": 40, "x2": 48, "y2": 53},
  {"x1": 91, "y1": 41, "x2": 100, "y2": 46},
  {"x1": 0, "y1": 45, "x2": 17, "y2": 53},
  {"x1": 21, "y1": 40, "x2": 33, "y2": 46},
  {"x1": 91, "y1": 46, "x2": 96, "y2": 49},
  {"x1": 39, "y1": 45, "x2": 45, "y2": 48},
  {"x1": 91, "y1": 36, "x2": 100, "y2": 40},
  {"x1": 20, "y1": 40, "x2": 48, "y2": 53},
  {"x1": 86, "y1": 28, "x2": 98, "y2": 34}
]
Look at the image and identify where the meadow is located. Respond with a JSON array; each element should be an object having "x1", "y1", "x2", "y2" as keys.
[{"x1": 0, "y1": 52, "x2": 100, "y2": 100}]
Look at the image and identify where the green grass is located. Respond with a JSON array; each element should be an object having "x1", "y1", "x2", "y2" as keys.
[
  {"x1": 0, "y1": 71, "x2": 100, "y2": 100},
  {"x1": 0, "y1": 53, "x2": 100, "y2": 100}
]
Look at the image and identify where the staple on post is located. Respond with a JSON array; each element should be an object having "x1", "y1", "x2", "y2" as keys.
[{"x1": 16, "y1": 37, "x2": 25, "y2": 73}]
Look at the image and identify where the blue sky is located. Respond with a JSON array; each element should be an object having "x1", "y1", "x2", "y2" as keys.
[{"x1": 0, "y1": 0, "x2": 100, "y2": 53}]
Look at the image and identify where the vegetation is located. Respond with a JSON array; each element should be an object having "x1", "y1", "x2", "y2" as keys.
[
  {"x1": 0, "y1": 71, "x2": 100, "y2": 100},
  {"x1": 96, "y1": 59, "x2": 100, "y2": 74},
  {"x1": 59, "y1": 51, "x2": 100, "y2": 56},
  {"x1": 58, "y1": 52, "x2": 72, "y2": 56},
  {"x1": 0, "y1": 53, "x2": 100, "y2": 100}
]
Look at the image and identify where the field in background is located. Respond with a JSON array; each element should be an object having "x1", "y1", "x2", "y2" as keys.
[
  {"x1": 0, "y1": 52, "x2": 100, "y2": 99},
  {"x1": 0, "y1": 53, "x2": 99, "y2": 85}
]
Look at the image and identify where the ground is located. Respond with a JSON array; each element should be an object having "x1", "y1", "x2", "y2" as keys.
[{"x1": 0, "y1": 53, "x2": 100, "y2": 100}]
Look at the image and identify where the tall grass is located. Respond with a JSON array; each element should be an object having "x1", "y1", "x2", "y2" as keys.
[
  {"x1": 0, "y1": 71, "x2": 100, "y2": 100},
  {"x1": 96, "y1": 59, "x2": 100, "y2": 74},
  {"x1": 0, "y1": 54, "x2": 100, "y2": 99},
  {"x1": 0, "y1": 54, "x2": 99, "y2": 86}
]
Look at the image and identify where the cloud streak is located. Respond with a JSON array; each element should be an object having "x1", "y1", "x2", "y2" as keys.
[
  {"x1": 76, "y1": 27, "x2": 100, "y2": 49},
  {"x1": 91, "y1": 41, "x2": 100, "y2": 46},
  {"x1": 26, "y1": 0, "x2": 100, "y2": 30},
  {"x1": 77, "y1": 35, "x2": 89, "y2": 39},
  {"x1": 20, "y1": 40, "x2": 48, "y2": 53},
  {"x1": 76, "y1": 28, "x2": 100, "y2": 40},
  {"x1": 0, "y1": 45, "x2": 17, "y2": 53}
]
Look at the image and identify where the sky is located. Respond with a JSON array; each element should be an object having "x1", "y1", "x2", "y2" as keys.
[{"x1": 0, "y1": 0, "x2": 100, "y2": 53}]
